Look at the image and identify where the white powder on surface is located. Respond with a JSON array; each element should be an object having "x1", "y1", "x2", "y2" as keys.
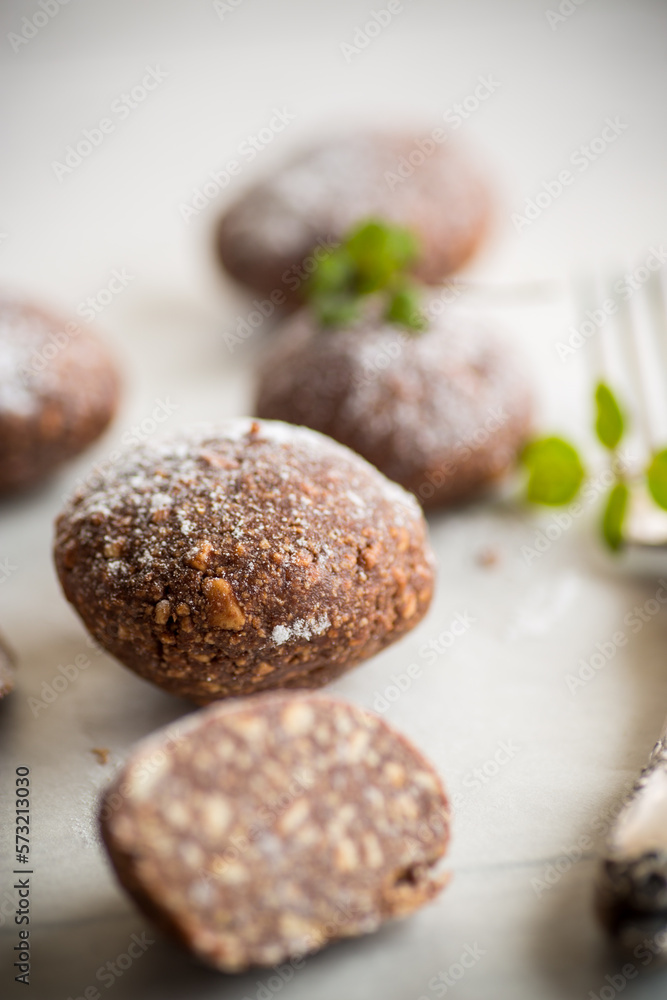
[{"x1": 272, "y1": 613, "x2": 331, "y2": 647}]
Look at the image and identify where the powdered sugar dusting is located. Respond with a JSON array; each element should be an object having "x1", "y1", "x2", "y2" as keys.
[
  {"x1": 0, "y1": 299, "x2": 112, "y2": 418},
  {"x1": 256, "y1": 303, "x2": 531, "y2": 493},
  {"x1": 0, "y1": 301, "x2": 60, "y2": 415},
  {"x1": 57, "y1": 418, "x2": 427, "y2": 661},
  {"x1": 220, "y1": 131, "x2": 487, "y2": 267},
  {"x1": 272, "y1": 613, "x2": 331, "y2": 647}
]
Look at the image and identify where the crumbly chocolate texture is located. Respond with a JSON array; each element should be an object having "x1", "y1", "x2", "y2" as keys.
[
  {"x1": 0, "y1": 631, "x2": 15, "y2": 699},
  {"x1": 255, "y1": 304, "x2": 533, "y2": 508},
  {"x1": 54, "y1": 419, "x2": 434, "y2": 703},
  {"x1": 0, "y1": 299, "x2": 120, "y2": 493},
  {"x1": 100, "y1": 693, "x2": 450, "y2": 972},
  {"x1": 216, "y1": 131, "x2": 491, "y2": 302}
]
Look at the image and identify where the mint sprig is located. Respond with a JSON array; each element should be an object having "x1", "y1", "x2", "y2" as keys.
[
  {"x1": 646, "y1": 450, "x2": 667, "y2": 510},
  {"x1": 521, "y1": 437, "x2": 585, "y2": 506},
  {"x1": 595, "y1": 382, "x2": 625, "y2": 451},
  {"x1": 306, "y1": 219, "x2": 426, "y2": 333},
  {"x1": 602, "y1": 481, "x2": 629, "y2": 551},
  {"x1": 520, "y1": 382, "x2": 667, "y2": 551}
]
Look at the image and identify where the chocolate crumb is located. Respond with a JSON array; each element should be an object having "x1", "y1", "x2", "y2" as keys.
[{"x1": 476, "y1": 547, "x2": 499, "y2": 568}]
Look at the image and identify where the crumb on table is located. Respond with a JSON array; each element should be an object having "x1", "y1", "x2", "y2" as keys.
[
  {"x1": 476, "y1": 547, "x2": 499, "y2": 568},
  {"x1": 91, "y1": 747, "x2": 110, "y2": 765}
]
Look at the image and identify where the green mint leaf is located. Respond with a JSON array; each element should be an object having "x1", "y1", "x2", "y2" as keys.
[
  {"x1": 647, "y1": 449, "x2": 667, "y2": 510},
  {"x1": 314, "y1": 294, "x2": 360, "y2": 329},
  {"x1": 344, "y1": 223, "x2": 393, "y2": 293},
  {"x1": 601, "y1": 481, "x2": 628, "y2": 551},
  {"x1": 308, "y1": 250, "x2": 354, "y2": 297},
  {"x1": 306, "y1": 218, "x2": 424, "y2": 331},
  {"x1": 346, "y1": 219, "x2": 419, "y2": 295},
  {"x1": 381, "y1": 223, "x2": 419, "y2": 269},
  {"x1": 595, "y1": 382, "x2": 625, "y2": 450},
  {"x1": 522, "y1": 436, "x2": 585, "y2": 505},
  {"x1": 384, "y1": 283, "x2": 426, "y2": 333}
]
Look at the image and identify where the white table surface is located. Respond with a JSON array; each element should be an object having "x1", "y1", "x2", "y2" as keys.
[{"x1": 2, "y1": 1, "x2": 667, "y2": 997}]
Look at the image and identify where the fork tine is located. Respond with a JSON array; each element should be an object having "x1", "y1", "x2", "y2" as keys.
[
  {"x1": 615, "y1": 272, "x2": 657, "y2": 457},
  {"x1": 596, "y1": 266, "x2": 667, "y2": 946},
  {"x1": 577, "y1": 272, "x2": 608, "y2": 398},
  {"x1": 646, "y1": 266, "x2": 667, "y2": 439}
]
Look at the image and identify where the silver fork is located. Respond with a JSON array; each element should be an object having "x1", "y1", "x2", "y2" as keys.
[
  {"x1": 586, "y1": 263, "x2": 667, "y2": 950},
  {"x1": 583, "y1": 265, "x2": 667, "y2": 570}
]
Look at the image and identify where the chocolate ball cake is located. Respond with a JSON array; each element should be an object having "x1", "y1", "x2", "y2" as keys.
[
  {"x1": 54, "y1": 419, "x2": 435, "y2": 703},
  {"x1": 0, "y1": 298, "x2": 120, "y2": 494},
  {"x1": 0, "y1": 631, "x2": 15, "y2": 699},
  {"x1": 255, "y1": 303, "x2": 533, "y2": 508},
  {"x1": 100, "y1": 693, "x2": 450, "y2": 972},
  {"x1": 216, "y1": 131, "x2": 492, "y2": 303}
]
